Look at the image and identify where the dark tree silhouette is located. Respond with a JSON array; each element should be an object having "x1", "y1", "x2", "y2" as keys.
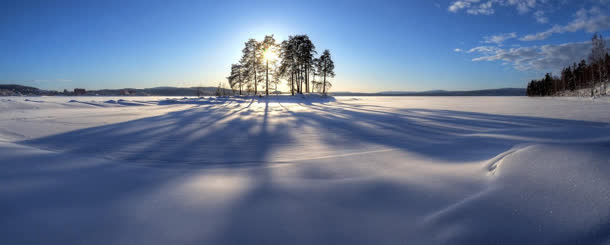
[
  {"x1": 295, "y1": 35, "x2": 316, "y2": 93},
  {"x1": 230, "y1": 34, "x2": 334, "y2": 96},
  {"x1": 316, "y1": 50, "x2": 335, "y2": 95},
  {"x1": 261, "y1": 35, "x2": 279, "y2": 96},
  {"x1": 279, "y1": 36, "x2": 299, "y2": 95},
  {"x1": 240, "y1": 39, "x2": 263, "y2": 95},
  {"x1": 227, "y1": 63, "x2": 247, "y2": 95}
]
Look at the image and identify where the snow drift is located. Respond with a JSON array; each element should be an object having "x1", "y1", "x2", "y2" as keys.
[{"x1": 0, "y1": 96, "x2": 609, "y2": 244}]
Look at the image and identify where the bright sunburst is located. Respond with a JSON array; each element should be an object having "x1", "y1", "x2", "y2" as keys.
[{"x1": 263, "y1": 48, "x2": 277, "y2": 61}]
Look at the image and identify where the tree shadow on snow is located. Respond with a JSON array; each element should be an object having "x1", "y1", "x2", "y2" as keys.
[{"x1": 7, "y1": 98, "x2": 610, "y2": 244}]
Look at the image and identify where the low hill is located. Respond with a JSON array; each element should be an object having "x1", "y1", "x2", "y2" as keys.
[{"x1": 0, "y1": 84, "x2": 41, "y2": 96}]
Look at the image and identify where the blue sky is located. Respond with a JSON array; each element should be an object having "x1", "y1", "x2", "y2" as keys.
[{"x1": 1, "y1": 0, "x2": 609, "y2": 92}]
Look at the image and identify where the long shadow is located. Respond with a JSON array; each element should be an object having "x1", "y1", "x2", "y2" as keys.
[
  {"x1": 6, "y1": 98, "x2": 610, "y2": 244},
  {"x1": 296, "y1": 102, "x2": 610, "y2": 162},
  {"x1": 1, "y1": 98, "x2": 290, "y2": 244},
  {"x1": 22, "y1": 98, "x2": 290, "y2": 168},
  {"x1": 22, "y1": 97, "x2": 608, "y2": 165},
  {"x1": 212, "y1": 101, "x2": 610, "y2": 244}
]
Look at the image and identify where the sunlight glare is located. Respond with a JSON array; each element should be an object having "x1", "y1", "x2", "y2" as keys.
[{"x1": 264, "y1": 48, "x2": 277, "y2": 61}]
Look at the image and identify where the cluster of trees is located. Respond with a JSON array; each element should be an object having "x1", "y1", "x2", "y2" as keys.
[
  {"x1": 227, "y1": 34, "x2": 335, "y2": 96},
  {"x1": 527, "y1": 33, "x2": 609, "y2": 96}
]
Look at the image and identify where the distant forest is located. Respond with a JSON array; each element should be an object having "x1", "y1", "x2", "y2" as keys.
[
  {"x1": 227, "y1": 35, "x2": 335, "y2": 96},
  {"x1": 527, "y1": 33, "x2": 609, "y2": 97}
]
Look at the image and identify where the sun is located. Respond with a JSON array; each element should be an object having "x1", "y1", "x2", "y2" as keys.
[{"x1": 263, "y1": 48, "x2": 277, "y2": 61}]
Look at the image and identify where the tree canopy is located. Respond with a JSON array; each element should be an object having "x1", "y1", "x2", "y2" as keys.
[{"x1": 228, "y1": 34, "x2": 334, "y2": 96}]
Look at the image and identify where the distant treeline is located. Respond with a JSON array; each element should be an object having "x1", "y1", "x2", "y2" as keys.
[
  {"x1": 0, "y1": 84, "x2": 41, "y2": 96},
  {"x1": 527, "y1": 33, "x2": 609, "y2": 97},
  {"x1": 0, "y1": 85, "x2": 234, "y2": 97},
  {"x1": 227, "y1": 34, "x2": 335, "y2": 96}
]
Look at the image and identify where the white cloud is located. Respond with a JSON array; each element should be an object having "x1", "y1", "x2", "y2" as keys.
[
  {"x1": 483, "y1": 32, "x2": 517, "y2": 44},
  {"x1": 448, "y1": 0, "x2": 542, "y2": 15},
  {"x1": 467, "y1": 45, "x2": 501, "y2": 54},
  {"x1": 520, "y1": 25, "x2": 561, "y2": 41},
  {"x1": 470, "y1": 40, "x2": 596, "y2": 71},
  {"x1": 467, "y1": 1, "x2": 495, "y2": 15},
  {"x1": 454, "y1": 48, "x2": 464, "y2": 52},
  {"x1": 506, "y1": 0, "x2": 538, "y2": 14},
  {"x1": 449, "y1": 0, "x2": 480, "y2": 13},
  {"x1": 521, "y1": 7, "x2": 610, "y2": 41},
  {"x1": 533, "y1": 10, "x2": 548, "y2": 23}
]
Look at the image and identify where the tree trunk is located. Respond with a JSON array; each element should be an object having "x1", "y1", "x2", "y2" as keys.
[
  {"x1": 296, "y1": 68, "x2": 300, "y2": 94},
  {"x1": 305, "y1": 65, "x2": 309, "y2": 93},
  {"x1": 254, "y1": 49, "x2": 257, "y2": 95},
  {"x1": 323, "y1": 72, "x2": 327, "y2": 95},
  {"x1": 296, "y1": 70, "x2": 300, "y2": 94},
  {"x1": 291, "y1": 72, "x2": 294, "y2": 96},
  {"x1": 265, "y1": 59, "x2": 269, "y2": 96},
  {"x1": 296, "y1": 68, "x2": 299, "y2": 94},
  {"x1": 300, "y1": 66, "x2": 304, "y2": 94}
]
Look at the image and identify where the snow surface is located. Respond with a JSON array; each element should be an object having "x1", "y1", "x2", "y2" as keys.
[{"x1": 1, "y1": 96, "x2": 609, "y2": 244}]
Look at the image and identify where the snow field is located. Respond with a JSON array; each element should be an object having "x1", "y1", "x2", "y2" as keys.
[{"x1": 0, "y1": 96, "x2": 609, "y2": 244}]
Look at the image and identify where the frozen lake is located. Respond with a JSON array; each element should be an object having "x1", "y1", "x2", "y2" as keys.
[{"x1": 1, "y1": 96, "x2": 609, "y2": 244}]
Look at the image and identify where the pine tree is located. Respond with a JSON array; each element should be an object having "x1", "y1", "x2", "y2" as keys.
[
  {"x1": 279, "y1": 36, "x2": 298, "y2": 95},
  {"x1": 316, "y1": 50, "x2": 335, "y2": 95},
  {"x1": 241, "y1": 39, "x2": 263, "y2": 95},
  {"x1": 261, "y1": 35, "x2": 279, "y2": 96},
  {"x1": 227, "y1": 63, "x2": 247, "y2": 95}
]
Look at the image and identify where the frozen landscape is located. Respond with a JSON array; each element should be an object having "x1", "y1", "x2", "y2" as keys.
[{"x1": 1, "y1": 96, "x2": 609, "y2": 244}]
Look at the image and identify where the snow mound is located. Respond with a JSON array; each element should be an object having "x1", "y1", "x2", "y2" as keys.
[
  {"x1": 24, "y1": 99, "x2": 44, "y2": 102},
  {"x1": 425, "y1": 143, "x2": 610, "y2": 244}
]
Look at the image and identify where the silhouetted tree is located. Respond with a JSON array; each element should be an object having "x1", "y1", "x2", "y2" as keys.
[
  {"x1": 316, "y1": 50, "x2": 335, "y2": 95},
  {"x1": 261, "y1": 35, "x2": 279, "y2": 96},
  {"x1": 279, "y1": 36, "x2": 299, "y2": 95},
  {"x1": 228, "y1": 63, "x2": 247, "y2": 95},
  {"x1": 241, "y1": 39, "x2": 263, "y2": 95},
  {"x1": 295, "y1": 35, "x2": 316, "y2": 93},
  {"x1": 561, "y1": 66, "x2": 575, "y2": 91},
  {"x1": 230, "y1": 34, "x2": 335, "y2": 96}
]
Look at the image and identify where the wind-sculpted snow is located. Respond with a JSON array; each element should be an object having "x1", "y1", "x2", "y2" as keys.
[{"x1": 0, "y1": 96, "x2": 609, "y2": 244}]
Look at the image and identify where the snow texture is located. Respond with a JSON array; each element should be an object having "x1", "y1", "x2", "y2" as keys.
[{"x1": 1, "y1": 96, "x2": 609, "y2": 244}]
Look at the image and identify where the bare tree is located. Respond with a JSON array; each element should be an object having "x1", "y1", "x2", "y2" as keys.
[{"x1": 588, "y1": 33, "x2": 607, "y2": 95}]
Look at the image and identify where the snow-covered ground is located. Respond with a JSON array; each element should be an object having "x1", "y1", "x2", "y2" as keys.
[{"x1": 1, "y1": 96, "x2": 609, "y2": 244}]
